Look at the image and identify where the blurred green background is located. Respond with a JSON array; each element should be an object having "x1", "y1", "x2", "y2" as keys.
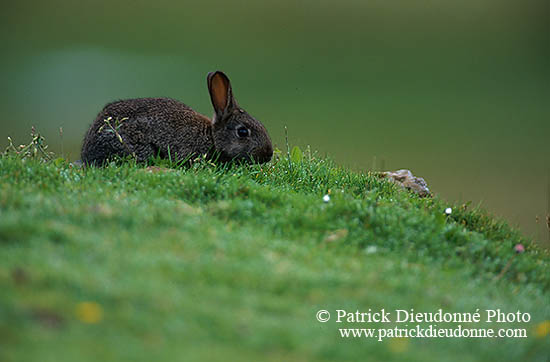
[{"x1": 1, "y1": 0, "x2": 548, "y2": 243}]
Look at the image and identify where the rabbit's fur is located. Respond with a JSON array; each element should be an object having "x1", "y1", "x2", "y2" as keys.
[{"x1": 81, "y1": 71, "x2": 273, "y2": 165}]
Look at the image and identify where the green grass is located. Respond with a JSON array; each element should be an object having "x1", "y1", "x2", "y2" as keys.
[{"x1": 1, "y1": 152, "x2": 549, "y2": 362}]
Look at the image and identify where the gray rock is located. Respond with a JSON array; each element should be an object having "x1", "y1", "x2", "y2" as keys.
[{"x1": 379, "y1": 169, "x2": 431, "y2": 197}]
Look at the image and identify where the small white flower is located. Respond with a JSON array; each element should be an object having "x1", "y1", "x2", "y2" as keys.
[
  {"x1": 323, "y1": 194, "x2": 330, "y2": 203},
  {"x1": 445, "y1": 207, "x2": 452, "y2": 215},
  {"x1": 365, "y1": 245, "x2": 378, "y2": 254}
]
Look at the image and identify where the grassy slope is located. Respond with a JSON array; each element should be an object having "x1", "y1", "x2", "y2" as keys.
[{"x1": 0, "y1": 154, "x2": 549, "y2": 362}]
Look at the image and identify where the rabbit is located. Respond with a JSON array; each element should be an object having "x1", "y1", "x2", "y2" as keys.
[{"x1": 81, "y1": 71, "x2": 273, "y2": 165}]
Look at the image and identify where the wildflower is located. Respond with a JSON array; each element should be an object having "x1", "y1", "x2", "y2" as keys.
[
  {"x1": 514, "y1": 244, "x2": 525, "y2": 254},
  {"x1": 75, "y1": 301, "x2": 103, "y2": 324},
  {"x1": 388, "y1": 337, "x2": 408, "y2": 353},
  {"x1": 534, "y1": 320, "x2": 550, "y2": 338}
]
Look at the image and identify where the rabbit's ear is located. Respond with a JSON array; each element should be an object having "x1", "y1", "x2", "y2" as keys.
[{"x1": 207, "y1": 71, "x2": 236, "y2": 122}]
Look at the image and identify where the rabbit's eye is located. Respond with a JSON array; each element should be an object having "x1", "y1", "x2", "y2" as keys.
[{"x1": 236, "y1": 127, "x2": 250, "y2": 138}]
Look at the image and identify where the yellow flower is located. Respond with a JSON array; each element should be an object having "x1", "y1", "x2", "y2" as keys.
[
  {"x1": 534, "y1": 320, "x2": 550, "y2": 338},
  {"x1": 388, "y1": 338, "x2": 409, "y2": 353},
  {"x1": 75, "y1": 301, "x2": 103, "y2": 324}
]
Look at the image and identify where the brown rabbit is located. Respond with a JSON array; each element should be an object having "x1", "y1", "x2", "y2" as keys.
[{"x1": 81, "y1": 71, "x2": 273, "y2": 165}]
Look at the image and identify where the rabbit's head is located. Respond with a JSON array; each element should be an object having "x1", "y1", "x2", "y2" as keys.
[{"x1": 207, "y1": 71, "x2": 273, "y2": 164}]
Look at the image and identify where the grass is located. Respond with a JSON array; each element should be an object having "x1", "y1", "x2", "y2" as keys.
[{"x1": 1, "y1": 146, "x2": 549, "y2": 361}]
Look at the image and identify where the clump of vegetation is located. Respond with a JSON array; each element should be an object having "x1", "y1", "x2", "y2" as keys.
[
  {"x1": 97, "y1": 116, "x2": 137, "y2": 160},
  {"x1": 1, "y1": 131, "x2": 548, "y2": 362},
  {"x1": 3, "y1": 127, "x2": 54, "y2": 162}
]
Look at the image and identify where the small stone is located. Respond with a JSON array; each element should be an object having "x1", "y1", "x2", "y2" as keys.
[
  {"x1": 514, "y1": 244, "x2": 525, "y2": 254},
  {"x1": 324, "y1": 229, "x2": 348, "y2": 243},
  {"x1": 379, "y1": 169, "x2": 431, "y2": 197},
  {"x1": 71, "y1": 160, "x2": 83, "y2": 168}
]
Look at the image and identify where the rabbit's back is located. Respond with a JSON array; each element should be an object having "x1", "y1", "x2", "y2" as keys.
[
  {"x1": 100, "y1": 98, "x2": 193, "y2": 122},
  {"x1": 81, "y1": 98, "x2": 213, "y2": 165}
]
